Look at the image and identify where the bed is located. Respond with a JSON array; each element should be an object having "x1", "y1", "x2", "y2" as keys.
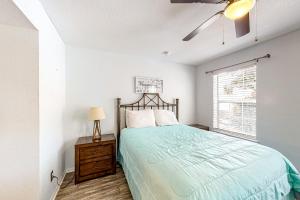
[{"x1": 117, "y1": 93, "x2": 300, "y2": 200}]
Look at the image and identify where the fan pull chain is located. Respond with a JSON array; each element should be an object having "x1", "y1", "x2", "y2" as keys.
[
  {"x1": 222, "y1": 16, "x2": 225, "y2": 45},
  {"x1": 255, "y1": 0, "x2": 258, "y2": 42}
]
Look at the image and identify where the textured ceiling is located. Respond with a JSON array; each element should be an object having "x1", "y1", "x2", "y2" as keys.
[{"x1": 39, "y1": 0, "x2": 300, "y2": 66}]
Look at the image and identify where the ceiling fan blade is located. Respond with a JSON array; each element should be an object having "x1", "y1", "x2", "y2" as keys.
[
  {"x1": 183, "y1": 11, "x2": 223, "y2": 41},
  {"x1": 234, "y1": 13, "x2": 250, "y2": 38},
  {"x1": 171, "y1": 0, "x2": 225, "y2": 4}
]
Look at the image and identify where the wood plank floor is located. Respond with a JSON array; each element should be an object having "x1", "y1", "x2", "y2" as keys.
[{"x1": 56, "y1": 166, "x2": 133, "y2": 200}]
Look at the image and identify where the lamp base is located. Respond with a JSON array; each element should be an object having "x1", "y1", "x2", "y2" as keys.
[{"x1": 92, "y1": 120, "x2": 101, "y2": 142}]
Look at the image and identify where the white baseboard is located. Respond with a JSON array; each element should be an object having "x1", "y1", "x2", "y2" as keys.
[
  {"x1": 50, "y1": 168, "x2": 71, "y2": 200},
  {"x1": 50, "y1": 183, "x2": 60, "y2": 200}
]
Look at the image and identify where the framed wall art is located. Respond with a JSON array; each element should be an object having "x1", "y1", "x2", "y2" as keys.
[{"x1": 135, "y1": 77, "x2": 163, "y2": 93}]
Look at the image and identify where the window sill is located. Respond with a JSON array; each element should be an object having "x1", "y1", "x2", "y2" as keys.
[{"x1": 212, "y1": 128, "x2": 258, "y2": 143}]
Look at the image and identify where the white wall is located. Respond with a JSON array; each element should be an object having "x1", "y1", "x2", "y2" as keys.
[
  {"x1": 65, "y1": 46, "x2": 196, "y2": 170},
  {"x1": 196, "y1": 29, "x2": 300, "y2": 170},
  {"x1": 13, "y1": 1, "x2": 66, "y2": 199},
  {"x1": 0, "y1": 0, "x2": 33, "y2": 28},
  {"x1": 0, "y1": 24, "x2": 39, "y2": 200}
]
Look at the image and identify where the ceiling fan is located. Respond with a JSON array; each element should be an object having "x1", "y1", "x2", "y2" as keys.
[{"x1": 170, "y1": 0, "x2": 256, "y2": 41}]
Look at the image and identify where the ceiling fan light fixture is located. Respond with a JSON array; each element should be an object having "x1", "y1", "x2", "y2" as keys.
[{"x1": 224, "y1": 0, "x2": 255, "y2": 20}]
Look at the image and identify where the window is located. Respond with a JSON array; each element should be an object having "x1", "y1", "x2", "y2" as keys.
[{"x1": 213, "y1": 65, "x2": 256, "y2": 139}]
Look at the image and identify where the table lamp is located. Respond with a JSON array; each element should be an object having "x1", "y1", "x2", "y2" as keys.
[{"x1": 89, "y1": 107, "x2": 106, "y2": 141}]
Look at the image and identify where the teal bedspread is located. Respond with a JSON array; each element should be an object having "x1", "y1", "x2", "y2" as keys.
[{"x1": 119, "y1": 125, "x2": 300, "y2": 200}]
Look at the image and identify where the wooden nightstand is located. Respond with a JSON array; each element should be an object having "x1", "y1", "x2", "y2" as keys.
[
  {"x1": 75, "y1": 134, "x2": 116, "y2": 184},
  {"x1": 189, "y1": 124, "x2": 210, "y2": 131}
]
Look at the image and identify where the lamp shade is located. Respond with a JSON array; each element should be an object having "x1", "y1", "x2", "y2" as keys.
[{"x1": 89, "y1": 107, "x2": 106, "y2": 121}]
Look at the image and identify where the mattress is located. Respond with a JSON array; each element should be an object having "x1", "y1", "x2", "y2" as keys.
[{"x1": 119, "y1": 125, "x2": 300, "y2": 200}]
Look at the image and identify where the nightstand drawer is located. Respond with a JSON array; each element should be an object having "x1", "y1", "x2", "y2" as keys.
[
  {"x1": 79, "y1": 159, "x2": 112, "y2": 176},
  {"x1": 79, "y1": 144, "x2": 112, "y2": 160},
  {"x1": 79, "y1": 155, "x2": 112, "y2": 164}
]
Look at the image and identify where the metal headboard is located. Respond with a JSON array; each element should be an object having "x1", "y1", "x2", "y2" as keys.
[{"x1": 116, "y1": 93, "x2": 179, "y2": 151}]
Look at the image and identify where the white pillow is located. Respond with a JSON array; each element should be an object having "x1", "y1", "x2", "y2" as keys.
[
  {"x1": 126, "y1": 110, "x2": 156, "y2": 128},
  {"x1": 154, "y1": 110, "x2": 179, "y2": 126}
]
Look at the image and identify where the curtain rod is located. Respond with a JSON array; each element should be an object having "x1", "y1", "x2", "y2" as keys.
[{"x1": 205, "y1": 54, "x2": 271, "y2": 74}]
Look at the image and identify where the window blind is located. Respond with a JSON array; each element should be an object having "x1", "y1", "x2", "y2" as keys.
[{"x1": 213, "y1": 65, "x2": 256, "y2": 138}]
